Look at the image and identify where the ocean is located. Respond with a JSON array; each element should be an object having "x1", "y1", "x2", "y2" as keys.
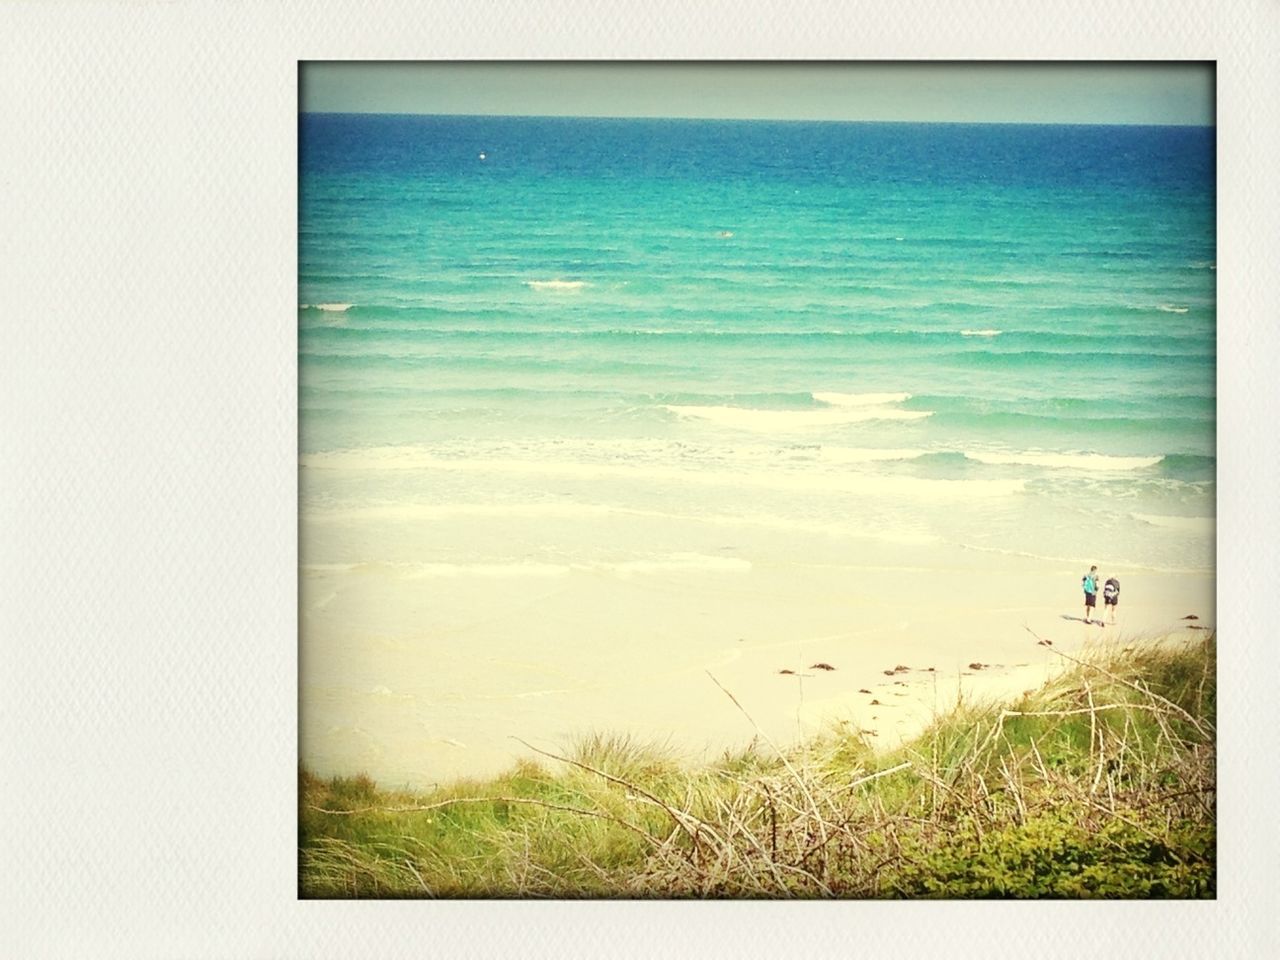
[{"x1": 298, "y1": 114, "x2": 1215, "y2": 784}]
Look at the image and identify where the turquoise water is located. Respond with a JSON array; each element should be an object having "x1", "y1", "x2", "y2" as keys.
[{"x1": 299, "y1": 115, "x2": 1215, "y2": 574}]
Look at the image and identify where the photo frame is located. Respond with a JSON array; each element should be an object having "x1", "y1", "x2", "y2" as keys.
[{"x1": 2, "y1": 1, "x2": 1275, "y2": 956}]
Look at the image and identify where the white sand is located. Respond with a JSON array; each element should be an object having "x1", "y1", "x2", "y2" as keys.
[{"x1": 300, "y1": 534, "x2": 1214, "y2": 791}]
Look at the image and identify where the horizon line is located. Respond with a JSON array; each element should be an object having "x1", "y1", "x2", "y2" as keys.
[{"x1": 298, "y1": 110, "x2": 1214, "y2": 129}]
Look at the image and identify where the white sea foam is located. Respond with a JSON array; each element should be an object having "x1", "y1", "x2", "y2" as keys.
[
  {"x1": 664, "y1": 510, "x2": 944, "y2": 544},
  {"x1": 959, "y1": 329, "x2": 1002, "y2": 337},
  {"x1": 812, "y1": 391, "x2": 912, "y2": 407},
  {"x1": 315, "y1": 302, "x2": 354, "y2": 312},
  {"x1": 1157, "y1": 304, "x2": 1190, "y2": 314},
  {"x1": 303, "y1": 498, "x2": 956, "y2": 549},
  {"x1": 1130, "y1": 513, "x2": 1215, "y2": 533},
  {"x1": 353, "y1": 500, "x2": 948, "y2": 554},
  {"x1": 526, "y1": 279, "x2": 586, "y2": 291},
  {"x1": 302, "y1": 562, "x2": 363, "y2": 574},
  {"x1": 302, "y1": 446, "x2": 433, "y2": 470},
  {"x1": 815, "y1": 446, "x2": 930, "y2": 464},
  {"x1": 312, "y1": 554, "x2": 752, "y2": 581},
  {"x1": 665, "y1": 403, "x2": 929, "y2": 430},
  {"x1": 964, "y1": 450, "x2": 1162, "y2": 472},
  {"x1": 302, "y1": 446, "x2": 1023, "y2": 500},
  {"x1": 304, "y1": 502, "x2": 622, "y2": 523},
  {"x1": 956, "y1": 542, "x2": 1209, "y2": 574}
]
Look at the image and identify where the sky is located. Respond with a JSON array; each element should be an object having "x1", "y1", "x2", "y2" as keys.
[{"x1": 300, "y1": 62, "x2": 1214, "y2": 126}]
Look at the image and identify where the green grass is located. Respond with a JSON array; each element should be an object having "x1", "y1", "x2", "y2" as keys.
[{"x1": 300, "y1": 634, "x2": 1215, "y2": 899}]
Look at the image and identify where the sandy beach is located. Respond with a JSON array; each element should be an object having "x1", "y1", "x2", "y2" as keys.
[{"x1": 300, "y1": 532, "x2": 1214, "y2": 789}]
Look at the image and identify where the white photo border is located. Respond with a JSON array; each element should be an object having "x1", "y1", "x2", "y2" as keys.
[{"x1": 1, "y1": 1, "x2": 1276, "y2": 957}]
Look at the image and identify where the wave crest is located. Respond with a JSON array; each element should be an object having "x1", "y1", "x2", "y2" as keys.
[
  {"x1": 665, "y1": 403, "x2": 930, "y2": 430},
  {"x1": 965, "y1": 450, "x2": 1162, "y2": 472},
  {"x1": 812, "y1": 391, "x2": 912, "y2": 407},
  {"x1": 526, "y1": 279, "x2": 586, "y2": 291}
]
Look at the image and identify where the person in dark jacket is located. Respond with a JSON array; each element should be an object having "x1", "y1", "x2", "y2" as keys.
[{"x1": 1103, "y1": 576, "x2": 1120, "y2": 623}]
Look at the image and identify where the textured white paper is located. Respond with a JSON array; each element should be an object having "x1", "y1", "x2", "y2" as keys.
[{"x1": 1, "y1": 1, "x2": 1277, "y2": 957}]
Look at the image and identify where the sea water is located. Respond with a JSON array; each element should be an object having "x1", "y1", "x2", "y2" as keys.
[
  {"x1": 299, "y1": 115, "x2": 1215, "y2": 781},
  {"x1": 301, "y1": 115, "x2": 1214, "y2": 571}
]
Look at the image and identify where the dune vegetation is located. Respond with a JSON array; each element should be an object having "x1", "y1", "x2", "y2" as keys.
[{"x1": 299, "y1": 634, "x2": 1215, "y2": 899}]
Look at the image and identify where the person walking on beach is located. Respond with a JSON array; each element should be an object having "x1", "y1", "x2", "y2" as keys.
[
  {"x1": 1082, "y1": 565, "x2": 1100, "y2": 624},
  {"x1": 1103, "y1": 575, "x2": 1120, "y2": 623}
]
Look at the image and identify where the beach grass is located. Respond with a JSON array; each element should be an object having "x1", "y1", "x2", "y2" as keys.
[{"x1": 299, "y1": 633, "x2": 1215, "y2": 899}]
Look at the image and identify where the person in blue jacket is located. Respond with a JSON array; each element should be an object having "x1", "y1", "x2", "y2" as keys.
[{"x1": 1082, "y1": 565, "x2": 1099, "y2": 624}]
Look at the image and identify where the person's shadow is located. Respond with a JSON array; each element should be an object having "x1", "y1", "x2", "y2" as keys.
[{"x1": 1060, "y1": 614, "x2": 1106, "y2": 625}]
